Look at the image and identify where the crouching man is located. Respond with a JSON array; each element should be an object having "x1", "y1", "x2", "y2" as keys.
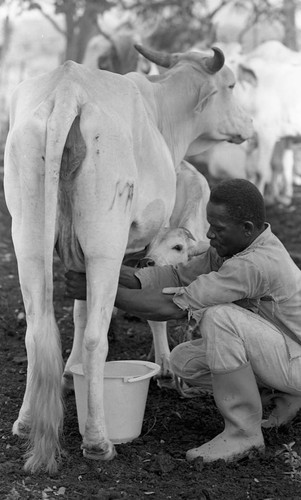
[{"x1": 65, "y1": 179, "x2": 301, "y2": 464}]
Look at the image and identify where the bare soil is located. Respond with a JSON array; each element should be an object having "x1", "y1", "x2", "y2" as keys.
[{"x1": 1, "y1": 174, "x2": 301, "y2": 500}]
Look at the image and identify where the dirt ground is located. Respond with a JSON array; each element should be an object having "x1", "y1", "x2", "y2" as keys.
[{"x1": 1, "y1": 172, "x2": 301, "y2": 500}]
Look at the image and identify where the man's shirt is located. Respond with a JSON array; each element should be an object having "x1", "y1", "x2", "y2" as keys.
[{"x1": 135, "y1": 224, "x2": 301, "y2": 359}]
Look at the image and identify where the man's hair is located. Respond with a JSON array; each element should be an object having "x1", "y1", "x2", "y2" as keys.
[{"x1": 209, "y1": 179, "x2": 266, "y2": 229}]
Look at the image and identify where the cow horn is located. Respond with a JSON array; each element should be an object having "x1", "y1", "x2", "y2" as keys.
[
  {"x1": 134, "y1": 44, "x2": 179, "y2": 68},
  {"x1": 204, "y1": 47, "x2": 225, "y2": 74}
]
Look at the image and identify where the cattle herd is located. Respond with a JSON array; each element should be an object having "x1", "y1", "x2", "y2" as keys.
[
  {"x1": 2, "y1": 38, "x2": 300, "y2": 474},
  {"x1": 197, "y1": 40, "x2": 301, "y2": 206}
]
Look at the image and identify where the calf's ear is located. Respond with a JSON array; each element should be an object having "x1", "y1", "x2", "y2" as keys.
[
  {"x1": 179, "y1": 227, "x2": 196, "y2": 241},
  {"x1": 188, "y1": 240, "x2": 210, "y2": 257}
]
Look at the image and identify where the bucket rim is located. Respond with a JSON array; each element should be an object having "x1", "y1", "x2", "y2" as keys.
[{"x1": 69, "y1": 360, "x2": 160, "y2": 383}]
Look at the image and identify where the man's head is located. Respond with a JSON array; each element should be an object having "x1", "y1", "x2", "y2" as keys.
[{"x1": 206, "y1": 178, "x2": 266, "y2": 258}]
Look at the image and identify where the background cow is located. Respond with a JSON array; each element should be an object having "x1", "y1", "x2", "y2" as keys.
[
  {"x1": 4, "y1": 45, "x2": 252, "y2": 473},
  {"x1": 198, "y1": 41, "x2": 301, "y2": 206},
  {"x1": 82, "y1": 31, "x2": 159, "y2": 76}
]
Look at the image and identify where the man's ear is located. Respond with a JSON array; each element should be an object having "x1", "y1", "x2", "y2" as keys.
[
  {"x1": 244, "y1": 220, "x2": 255, "y2": 236},
  {"x1": 195, "y1": 81, "x2": 217, "y2": 113}
]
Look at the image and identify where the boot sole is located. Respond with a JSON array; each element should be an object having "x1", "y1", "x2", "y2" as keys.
[{"x1": 187, "y1": 444, "x2": 265, "y2": 464}]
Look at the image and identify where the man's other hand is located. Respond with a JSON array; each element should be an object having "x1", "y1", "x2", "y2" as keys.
[{"x1": 65, "y1": 270, "x2": 87, "y2": 300}]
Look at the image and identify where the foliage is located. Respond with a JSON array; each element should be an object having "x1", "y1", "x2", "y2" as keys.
[
  {"x1": 113, "y1": 0, "x2": 229, "y2": 51},
  {"x1": 276, "y1": 441, "x2": 301, "y2": 481},
  {"x1": 2, "y1": 0, "x2": 301, "y2": 63}
]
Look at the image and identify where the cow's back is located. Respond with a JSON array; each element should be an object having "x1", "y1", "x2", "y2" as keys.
[{"x1": 7, "y1": 61, "x2": 177, "y2": 265}]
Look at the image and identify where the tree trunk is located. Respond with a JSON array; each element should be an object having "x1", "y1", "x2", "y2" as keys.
[
  {"x1": 62, "y1": 1, "x2": 101, "y2": 63},
  {"x1": 283, "y1": 0, "x2": 298, "y2": 50},
  {"x1": 75, "y1": 4, "x2": 101, "y2": 63},
  {"x1": 63, "y1": 2, "x2": 77, "y2": 62}
]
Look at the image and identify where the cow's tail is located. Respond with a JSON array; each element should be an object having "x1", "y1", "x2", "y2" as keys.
[{"x1": 24, "y1": 91, "x2": 81, "y2": 474}]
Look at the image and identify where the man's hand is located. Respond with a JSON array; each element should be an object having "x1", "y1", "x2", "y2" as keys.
[{"x1": 65, "y1": 270, "x2": 87, "y2": 300}]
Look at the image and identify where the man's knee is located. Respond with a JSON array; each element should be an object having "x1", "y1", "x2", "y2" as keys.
[
  {"x1": 201, "y1": 304, "x2": 250, "y2": 371},
  {"x1": 169, "y1": 339, "x2": 210, "y2": 382},
  {"x1": 201, "y1": 304, "x2": 237, "y2": 340}
]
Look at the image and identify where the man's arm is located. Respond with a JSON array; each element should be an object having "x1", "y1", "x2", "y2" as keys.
[
  {"x1": 65, "y1": 270, "x2": 186, "y2": 321},
  {"x1": 65, "y1": 265, "x2": 141, "y2": 301},
  {"x1": 119, "y1": 265, "x2": 141, "y2": 289},
  {"x1": 115, "y1": 286, "x2": 187, "y2": 322}
]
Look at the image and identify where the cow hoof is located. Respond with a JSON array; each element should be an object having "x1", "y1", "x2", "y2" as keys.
[
  {"x1": 156, "y1": 374, "x2": 176, "y2": 390},
  {"x1": 12, "y1": 419, "x2": 31, "y2": 439},
  {"x1": 81, "y1": 441, "x2": 116, "y2": 461},
  {"x1": 62, "y1": 372, "x2": 74, "y2": 392}
]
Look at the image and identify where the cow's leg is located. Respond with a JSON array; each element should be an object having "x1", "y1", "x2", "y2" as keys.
[
  {"x1": 293, "y1": 148, "x2": 301, "y2": 186},
  {"x1": 12, "y1": 261, "x2": 50, "y2": 439},
  {"x1": 63, "y1": 300, "x2": 87, "y2": 391},
  {"x1": 70, "y1": 189, "x2": 131, "y2": 460},
  {"x1": 80, "y1": 261, "x2": 117, "y2": 461},
  {"x1": 70, "y1": 247, "x2": 125, "y2": 460},
  {"x1": 147, "y1": 320, "x2": 175, "y2": 388},
  {"x1": 254, "y1": 135, "x2": 276, "y2": 205},
  {"x1": 277, "y1": 148, "x2": 294, "y2": 206},
  {"x1": 5, "y1": 126, "x2": 64, "y2": 474},
  {"x1": 70, "y1": 104, "x2": 141, "y2": 460},
  {"x1": 11, "y1": 256, "x2": 63, "y2": 469}
]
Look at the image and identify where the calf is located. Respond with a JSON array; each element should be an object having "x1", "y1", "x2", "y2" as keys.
[{"x1": 140, "y1": 161, "x2": 210, "y2": 385}]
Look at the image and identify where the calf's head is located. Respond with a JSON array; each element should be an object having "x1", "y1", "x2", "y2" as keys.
[{"x1": 139, "y1": 227, "x2": 197, "y2": 268}]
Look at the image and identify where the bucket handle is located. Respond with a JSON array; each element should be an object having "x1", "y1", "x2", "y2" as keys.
[{"x1": 125, "y1": 366, "x2": 161, "y2": 384}]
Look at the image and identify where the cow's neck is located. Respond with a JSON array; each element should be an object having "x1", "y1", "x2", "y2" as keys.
[
  {"x1": 154, "y1": 77, "x2": 196, "y2": 167},
  {"x1": 132, "y1": 71, "x2": 196, "y2": 168}
]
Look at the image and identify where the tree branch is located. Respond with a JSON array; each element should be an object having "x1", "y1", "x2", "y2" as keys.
[{"x1": 29, "y1": 2, "x2": 66, "y2": 36}]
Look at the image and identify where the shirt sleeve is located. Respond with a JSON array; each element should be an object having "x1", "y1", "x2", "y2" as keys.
[
  {"x1": 134, "y1": 246, "x2": 223, "y2": 289},
  {"x1": 172, "y1": 256, "x2": 268, "y2": 322}
]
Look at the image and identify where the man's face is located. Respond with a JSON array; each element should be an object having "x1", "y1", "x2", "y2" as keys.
[{"x1": 206, "y1": 201, "x2": 249, "y2": 258}]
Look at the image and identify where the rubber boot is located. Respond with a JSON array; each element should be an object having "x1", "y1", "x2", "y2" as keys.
[
  {"x1": 262, "y1": 392, "x2": 301, "y2": 428},
  {"x1": 186, "y1": 363, "x2": 265, "y2": 463}
]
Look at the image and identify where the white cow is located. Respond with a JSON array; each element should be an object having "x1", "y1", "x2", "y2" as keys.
[
  {"x1": 4, "y1": 44, "x2": 252, "y2": 473},
  {"x1": 233, "y1": 41, "x2": 301, "y2": 204},
  {"x1": 197, "y1": 41, "x2": 301, "y2": 205}
]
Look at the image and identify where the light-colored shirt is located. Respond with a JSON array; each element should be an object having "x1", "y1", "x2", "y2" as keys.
[{"x1": 135, "y1": 224, "x2": 301, "y2": 359}]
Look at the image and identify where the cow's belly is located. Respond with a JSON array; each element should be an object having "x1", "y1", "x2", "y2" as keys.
[
  {"x1": 55, "y1": 110, "x2": 177, "y2": 268},
  {"x1": 55, "y1": 196, "x2": 175, "y2": 269},
  {"x1": 126, "y1": 198, "x2": 170, "y2": 253},
  {"x1": 126, "y1": 165, "x2": 177, "y2": 253},
  {"x1": 56, "y1": 177, "x2": 176, "y2": 270}
]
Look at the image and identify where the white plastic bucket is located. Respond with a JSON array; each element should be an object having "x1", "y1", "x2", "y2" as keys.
[{"x1": 70, "y1": 360, "x2": 160, "y2": 444}]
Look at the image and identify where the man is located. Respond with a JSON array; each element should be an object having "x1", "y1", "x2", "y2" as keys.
[{"x1": 66, "y1": 179, "x2": 301, "y2": 464}]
